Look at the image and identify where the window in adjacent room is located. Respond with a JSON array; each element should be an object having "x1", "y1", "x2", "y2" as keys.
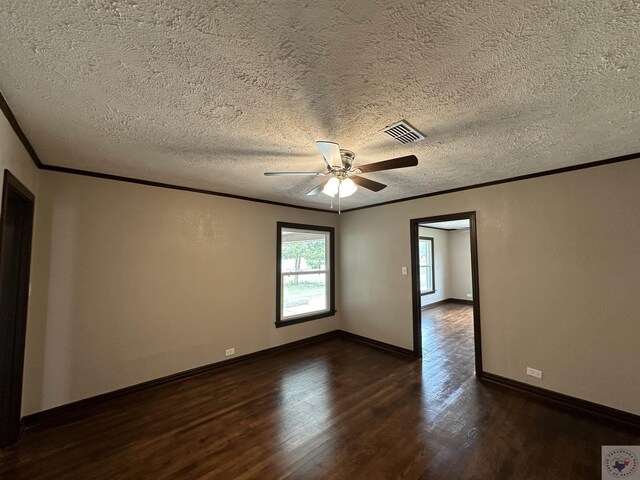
[
  {"x1": 419, "y1": 236, "x2": 435, "y2": 295},
  {"x1": 276, "y1": 222, "x2": 335, "y2": 327}
]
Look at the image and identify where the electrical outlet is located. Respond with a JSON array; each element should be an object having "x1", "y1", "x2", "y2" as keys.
[
  {"x1": 225, "y1": 348, "x2": 235, "y2": 357},
  {"x1": 466, "y1": 293, "x2": 473, "y2": 298},
  {"x1": 526, "y1": 367, "x2": 542, "y2": 379},
  {"x1": 401, "y1": 266, "x2": 408, "y2": 275}
]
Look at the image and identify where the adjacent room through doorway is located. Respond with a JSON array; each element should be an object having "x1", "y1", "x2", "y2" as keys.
[
  {"x1": 418, "y1": 218, "x2": 476, "y2": 402},
  {"x1": 410, "y1": 212, "x2": 482, "y2": 390}
]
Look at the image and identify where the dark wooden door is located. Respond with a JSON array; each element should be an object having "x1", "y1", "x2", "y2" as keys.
[{"x1": 0, "y1": 170, "x2": 34, "y2": 448}]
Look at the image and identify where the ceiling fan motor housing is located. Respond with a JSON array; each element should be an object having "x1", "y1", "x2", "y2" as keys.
[{"x1": 339, "y1": 150, "x2": 355, "y2": 170}]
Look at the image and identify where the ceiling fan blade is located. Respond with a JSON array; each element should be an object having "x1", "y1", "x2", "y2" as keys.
[
  {"x1": 352, "y1": 176, "x2": 387, "y2": 192},
  {"x1": 357, "y1": 155, "x2": 418, "y2": 174},
  {"x1": 306, "y1": 178, "x2": 330, "y2": 196},
  {"x1": 315, "y1": 141, "x2": 341, "y2": 169},
  {"x1": 264, "y1": 172, "x2": 324, "y2": 176}
]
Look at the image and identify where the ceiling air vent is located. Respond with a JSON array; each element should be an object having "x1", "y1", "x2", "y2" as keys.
[{"x1": 382, "y1": 120, "x2": 425, "y2": 145}]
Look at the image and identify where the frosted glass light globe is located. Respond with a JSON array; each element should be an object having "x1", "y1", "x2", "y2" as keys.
[
  {"x1": 339, "y1": 177, "x2": 357, "y2": 197},
  {"x1": 322, "y1": 176, "x2": 340, "y2": 196}
]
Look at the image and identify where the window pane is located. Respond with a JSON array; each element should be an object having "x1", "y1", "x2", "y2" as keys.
[
  {"x1": 277, "y1": 224, "x2": 334, "y2": 325},
  {"x1": 419, "y1": 237, "x2": 434, "y2": 293},
  {"x1": 282, "y1": 272, "x2": 327, "y2": 318},
  {"x1": 281, "y1": 230, "x2": 327, "y2": 272},
  {"x1": 419, "y1": 240, "x2": 427, "y2": 266}
]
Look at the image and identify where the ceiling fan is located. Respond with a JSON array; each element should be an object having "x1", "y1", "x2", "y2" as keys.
[{"x1": 264, "y1": 141, "x2": 418, "y2": 208}]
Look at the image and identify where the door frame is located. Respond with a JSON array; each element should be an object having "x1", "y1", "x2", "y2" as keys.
[
  {"x1": 0, "y1": 170, "x2": 35, "y2": 448},
  {"x1": 410, "y1": 211, "x2": 482, "y2": 374}
]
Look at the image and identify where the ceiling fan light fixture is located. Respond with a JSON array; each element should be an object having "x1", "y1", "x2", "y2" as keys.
[
  {"x1": 266, "y1": 140, "x2": 417, "y2": 203},
  {"x1": 322, "y1": 176, "x2": 340, "y2": 197},
  {"x1": 339, "y1": 177, "x2": 357, "y2": 197},
  {"x1": 322, "y1": 176, "x2": 358, "y2": 198}
]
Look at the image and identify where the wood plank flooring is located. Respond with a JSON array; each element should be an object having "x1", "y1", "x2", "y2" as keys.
[{"x1": 1, "y1": 304, "x2": 638, "y2": 479}]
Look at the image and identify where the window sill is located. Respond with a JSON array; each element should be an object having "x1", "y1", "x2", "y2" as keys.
[
  {"x1": 275, "y1": 310, "x2": 337, "y2": 328},
  {"x1": 420, "y1": 290, "x2": 436, "y2": 296}
]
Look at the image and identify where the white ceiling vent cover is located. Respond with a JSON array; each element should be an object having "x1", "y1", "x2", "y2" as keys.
[{"x1": 382, "y1": 120, "x2": 426, "y2": 144}]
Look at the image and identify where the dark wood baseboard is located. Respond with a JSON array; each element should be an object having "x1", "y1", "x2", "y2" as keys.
[
  {"x1": 21, "y1": 331, "x2": 340, "y2": 431},
  {"x1": 448, "y1": 298, "x2": 474, "y2": 305},
  {"x1": 21, "y1": 329, "x2": 415, "y2": 431},
  {"x1": 22, "y1": 330, "x2": 415, "y2": 428},
  {"x1": 479, "y1": 371, "x2": 640, "y2": 430},
  {"x1": 21, "y1": 329, "x2": 639, "y2": 434},
  {"x1": 336, "y1": 330, "x2": 417, "y2": 358},
  {"x1": 421, "y1": 297, "x2": 473, "y2": 310},
  {"x1": 421, "y1": 298, "x2": 450, "y2": 310}
]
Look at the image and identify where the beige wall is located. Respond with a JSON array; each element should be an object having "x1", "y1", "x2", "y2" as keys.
[
  {"x1": 23, "y1": 171, "x2": 339, "y2": 415},
  {"x1": 418, "y1": 226, "x2": 448, "y2": 307},
  {"x1": 0, "y1": 112, "x2": 39, "y2": 195},
  {"x1": 1, "y1": 110, "x2": 42, "y2": 416},
  {"x1": 9, "y1": 109, "x2": 640, "y2": 419},
  {"x1": 340, "y1": 160, "x2": 640, "y2": 415},
  {"x1": 447, "y1": 229, "x2": 473, "y2": 300},
  {"x1": 418, "y1": 226, "x2": 473, "y2": 305}
]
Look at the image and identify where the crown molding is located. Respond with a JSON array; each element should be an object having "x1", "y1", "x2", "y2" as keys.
[
  {"x1": 2, "y1": 90, "x2": 639, "y2": 214},
  {"x1": 0, "y1": 91, "x2": 44, "y2": 168},
  {"x1": 39, "y1": 163, "x2": 336, "y2": 213},
  {"x1": 0, "y1": 91, "x2": 336, "y2": 214},
  {"x1": 341, "y1": 151, "x2": 640, "y2": 213}
]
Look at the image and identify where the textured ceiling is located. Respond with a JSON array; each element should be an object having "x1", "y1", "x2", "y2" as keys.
[
  {"x1": 1, "y1": 1, "x2": 639, "y2": 209},
  {"x1": 420, "y1": 220, "x2": 470, "y2": 230}
]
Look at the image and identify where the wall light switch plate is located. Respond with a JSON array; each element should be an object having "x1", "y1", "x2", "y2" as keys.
[
  {"x1": 401, "y1": 266, "x2": 408, "y2": 275},
  {"x1": 526, "y1": 367, "x2": 542, "y2": 379}
]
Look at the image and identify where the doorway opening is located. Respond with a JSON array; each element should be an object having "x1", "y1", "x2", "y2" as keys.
[
  {"x1": 410, "y1": 212, "x2": 482, "y2": 376},
  {"x1": 0, "y1": 170, "x2": 35, "y2": 448}
]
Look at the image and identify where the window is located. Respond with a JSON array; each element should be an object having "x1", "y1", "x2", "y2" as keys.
[
  {"x1": 276, "y1": 222, "x2": 335, "y2": 326},
  {"x1": 419, "y1": 236, "x2": 435, "y2": 295}
]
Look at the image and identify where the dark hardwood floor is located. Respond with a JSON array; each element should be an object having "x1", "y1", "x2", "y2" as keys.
[{"x1": 1, "y1": 304, "x2": 638, "y2": 479}]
